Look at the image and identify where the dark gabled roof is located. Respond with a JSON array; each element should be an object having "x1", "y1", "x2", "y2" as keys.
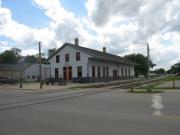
[
  {"x1": 0, "y1": 63, "x2": 32, "y2": 71},
  {"x1": 47, "y1": 43, "x2": 137, "y2": 65},
  {"x1": 27, "y1": 63, "x2": 51, "y2": 69}
]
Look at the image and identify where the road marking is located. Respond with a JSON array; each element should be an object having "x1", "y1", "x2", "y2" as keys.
[
  {"x1": 151, "y1": 94, "x2": 180, "y2": 120},
  {"x1": 151, "y1": 94, "x2": 164, "y2": 115},
  {"x1": 153, "y1": 114, "x2": 180, "y2": 120}
]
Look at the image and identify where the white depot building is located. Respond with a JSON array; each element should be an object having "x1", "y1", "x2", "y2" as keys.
[{"x1": 47, "y1": 39, "x2": 136, "y2": 83}]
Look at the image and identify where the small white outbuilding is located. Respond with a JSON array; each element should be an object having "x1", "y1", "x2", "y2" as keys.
[{"x1": 24, "y1": 63, "x2": 51, "y2": 82}]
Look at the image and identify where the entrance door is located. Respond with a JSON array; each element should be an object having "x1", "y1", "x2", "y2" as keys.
[
  {"x1": 68, "y1": 70, "x2": 72, "y2": 80},
  {"x1": 55, "y1": 68, "x2": 59, "y2": 78},
  {"x1": 63, "y1": 66, "x2": 72, "y2": 81},
  {"x1": 63, "y1": 68, "x2": 67, "y2": 80},
  {"x1": 113, "y1": 70, "x2": 117, "y2": 80}
]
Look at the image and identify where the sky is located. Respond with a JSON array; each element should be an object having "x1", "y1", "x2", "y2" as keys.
[{"x1": 0, "y1": 0, "x2": 180, "y2": 70}]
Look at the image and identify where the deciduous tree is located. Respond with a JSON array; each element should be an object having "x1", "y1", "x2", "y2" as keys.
[
  {"x1": 48, "y1": 48, "x2": 56, "y2": 58},
  {"x1": 124, "y1": 53, "x2": 156, "y2": 77},
  {"x1": 0, "y1": 50, "x2": 18, "y2": 64}
]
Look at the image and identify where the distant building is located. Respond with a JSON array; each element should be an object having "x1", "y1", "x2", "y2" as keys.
[
  {"x1": 0, "y1": 63, "x2": 50, "y2": 81},
  {"x1": 0, "y1": 64, "x2": 29, "y2": 79},
  {"x1": 47, "y1": 39, "x2": 136, "y2": 83},
  {"x1": 24, "y1": 63, "x2": 50, "y2": 81}
]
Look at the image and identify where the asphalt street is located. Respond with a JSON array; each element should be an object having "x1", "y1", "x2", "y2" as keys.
[{"x1": 0, "y1": 88, "x2": 179, "y2": 135}]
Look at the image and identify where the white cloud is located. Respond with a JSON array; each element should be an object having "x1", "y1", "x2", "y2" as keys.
[
  {"x1": 0, "y1": 0, "x2": 96, "y2": 56},
  {"x1": 0, "y1": 8, "x2": 30, "y2": 41},
  {"x1": 0, "y1": 0, "x2": 180, "y2": 70},
  {"x1": 33, "y1": 0, "x2": 100, "y2": 49},
  {"x1": 148, "y1": 32, "x2": 180, "y2": 69},
  {"x1": 0, "y1": 8, "x2": 55, "y2": 43},
  {"x1": 86, "y1": 0, "x2": 144, "y2": 26},
  {"x1": 85, "y1": 0, "x2": 180, "y2": 69},
  {"x1": 33, "y1": 0, "x2": 74, "y2": 23},
  {"x1": 21, "y1": 48, "x2": 39, "y2": 56},
  {"x1": 0, "y1": 3, "x2": 56, "y2": 55}
]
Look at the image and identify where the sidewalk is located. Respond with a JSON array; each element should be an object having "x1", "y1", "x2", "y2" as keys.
[
  {"x1": 0, "y1": 83, "x2": 73, "y2": 91},
  {"x1": 0, "y1": 78, "x2": 139, "y2": 91},
  {"x1": 0, "y1": 82, "x2": 104, "y2": 91}
]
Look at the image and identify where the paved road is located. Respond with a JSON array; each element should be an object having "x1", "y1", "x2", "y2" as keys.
[{"x1": 0, "y1": 88, "x2": 179, "y2": 135}]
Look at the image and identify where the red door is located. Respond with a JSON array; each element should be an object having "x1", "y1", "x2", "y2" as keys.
[
  {"x1": 113, "y1": 70, "x2": 117, "y2": 80},
  {"x1": 63, "y1": 70, "x2": 67, "y2": 80},
  {"x1": 68, "y1": 70, "x2": 72, "y2": 80},
  {"x1": 63, "y1": 67, "x2": 72, "y2": 81}
]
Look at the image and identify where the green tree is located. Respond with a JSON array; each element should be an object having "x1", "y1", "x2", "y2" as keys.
[
  {"x1": 34, "y1": 53, "x2": 47, "y2": 64},
  {"x1": 153, "y1": 68, "x2": 166, "y2": 75},
  {"x1": 124, "y1": 53, "x2": 155, "y2": 77},
  {"x1": 169, "y1": 62, "x2": 180, "y2": 74},
  {"x1": 24, "y1": 55, "x2": 38, "y2": 63},
  {"x1": 48, "y1": 48, "x2": 56, "y2": 57},
  {"x1": 24, "y1": 54, "x2": 47, "y2": 64},
  {"x1": 10, "y1": 48, "x2": 21, "y2": 57},
  {"x1": 0, "y1": 50, "x2": 18, "y2": 64}
]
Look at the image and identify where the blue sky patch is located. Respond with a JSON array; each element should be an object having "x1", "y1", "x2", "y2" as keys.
[
  {"x1": 61, "y1": 0, "x2": 87, "y2": 16},
  {"x1": 1, "y1": 0, "x2": 50, "y2": 28},
  {"x1": 161, "y1": 39, "x2": 173, "y2": 46},
  {"x1": 0, "y1": 36, "x2": 14, "y2": 43}
]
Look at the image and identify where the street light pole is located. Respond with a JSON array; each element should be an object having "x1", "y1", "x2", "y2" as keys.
[{"x1": 39, "y1": 42, "x2": 42, "y2": 89}]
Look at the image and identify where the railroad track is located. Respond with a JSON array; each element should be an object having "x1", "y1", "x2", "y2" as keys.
[
  {"x1": 0, "y1": 88, "x2": 117, "y2": 111},
  {"x1": 0, "y1": 88, "x2": 77, "y2": 99},
  {"x1": 0, "y1": 76, "x2": 167, "y2": 111},
  {"x1": 0, "y1": 78, "x2": 142, "y2": 98},
  {"x1": 110, "y1": 76, "x2": 166, "y2": 89},
  {"x1": 0, "y1": 78, "x2": 145, "y2": 99}
]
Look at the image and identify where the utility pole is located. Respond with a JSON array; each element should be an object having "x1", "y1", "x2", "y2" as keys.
[
  {"x1": 147, "y1": 43, "x2": 151, "y2": 92},
  {"x1": 39, "y1": 42, "x2": 42, "y2": 89},
  {"x1": 147, "y1": 43, "x2": 150, "y2": 79},
  {"x1": 19, "y1": 67, "x2": 23, "y2": 88}
]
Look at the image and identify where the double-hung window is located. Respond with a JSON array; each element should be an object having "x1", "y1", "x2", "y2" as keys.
[
  {"x1": 65, "y1": 54, "x2": 69, "y2": 62},
  {"x1": 76, "y1": 52, "x2": 80, "y2": 61}
]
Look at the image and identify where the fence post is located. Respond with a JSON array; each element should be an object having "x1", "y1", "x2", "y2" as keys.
[
  {"x1": 131, "y1": 87, "x2": 134, "y2": 92},
  {"x1": 173, "y1": 77, "x2": 175, "y2": 89}
]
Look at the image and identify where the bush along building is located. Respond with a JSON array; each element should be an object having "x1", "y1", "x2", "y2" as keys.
[{"x1": 47, "y1": 38, "x2": 136, "y2": 83}]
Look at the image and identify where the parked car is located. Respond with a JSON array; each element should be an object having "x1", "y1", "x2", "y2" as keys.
[
  {"x1": 138, "y1": 75, "x2": 145, "y2": 78},
  {"x1": 0, "y1": 77, "x2": 18, "y2": 84},
  {"x1": 175, "y1": 73, "x2": 180, "y2": 76},
  {"x1": 45, "y1": 78, "x2": 66, "y2": 85}
]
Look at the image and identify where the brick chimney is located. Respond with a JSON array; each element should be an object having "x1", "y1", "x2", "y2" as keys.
[
  {"x1": 103, "y1": 47, "x2": 106, "y2": 53},
  {"x1": 75, "y1": 38, "x2": 79, "y2": 46}
]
